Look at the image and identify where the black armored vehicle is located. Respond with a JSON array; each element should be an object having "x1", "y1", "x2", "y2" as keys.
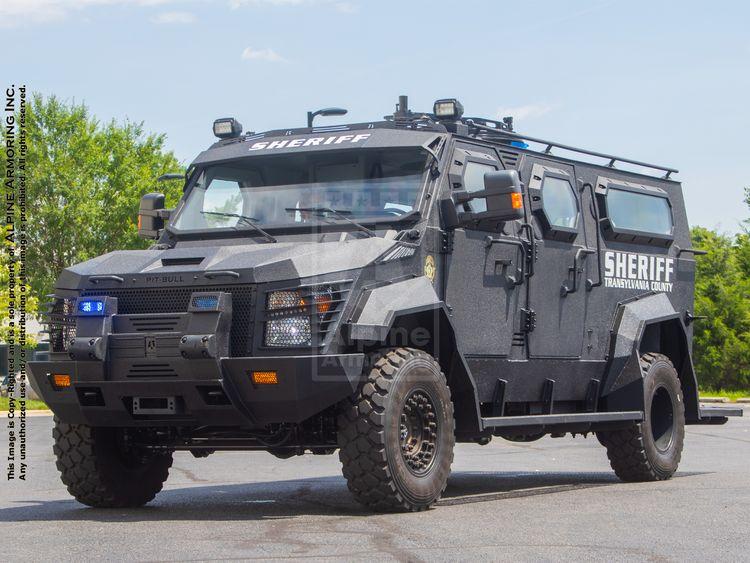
[{"x1": 29, "y1": 96, "x2": 741, "y2": 511}]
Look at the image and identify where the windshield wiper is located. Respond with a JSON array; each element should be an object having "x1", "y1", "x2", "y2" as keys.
[
  {"x1": 284, "y1": 207, "x2": 376, "y2": 238},
  {"x1": 200, "y1": 211, "x2": 277, "y2": 243}
]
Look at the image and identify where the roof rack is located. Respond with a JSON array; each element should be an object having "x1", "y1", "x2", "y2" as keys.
[{"x1": 462, "y1": 117, "x2": 679, "y2": 179}]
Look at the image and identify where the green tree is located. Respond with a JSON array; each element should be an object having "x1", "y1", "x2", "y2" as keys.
[
  {"x1": 15, "y1": 94, "x2": 183, "y2": 302},
  {"x1": 691, "y1": 226, "x2": 750, "y2": 390}
]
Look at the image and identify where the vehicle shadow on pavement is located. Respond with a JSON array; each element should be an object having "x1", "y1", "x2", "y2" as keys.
[{"x1": 0, "y1": 470, "x2": 706, "y2": 522}]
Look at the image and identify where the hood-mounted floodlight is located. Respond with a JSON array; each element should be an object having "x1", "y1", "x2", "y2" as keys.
[
  {"x1": 213, "y1": 117, "x2": 243, "y2": 139},
  {"x1": 307, "y1": 107, "x2": 348, "y2": 128}
]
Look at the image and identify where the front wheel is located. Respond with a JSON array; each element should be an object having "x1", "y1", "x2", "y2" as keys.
[
  {"x1": 53, "y1": 417, "x2": 173, "y2": 507},
  {"x1": 597, "y1": 353, "x2": 685, "y2": 481},
  {"x1": 337, "y1": 348, "x2": 455, "y2": 512}
]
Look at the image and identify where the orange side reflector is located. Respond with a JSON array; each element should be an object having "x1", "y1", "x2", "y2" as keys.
[
  {"x1": 52, "y1": 374, "x2": 71, "y2": 388},
  {"x1": 137, "y1": 215, "x2": 142, "y2": 229},
  {"x1": 511, "y1": 192, "x2": 523, "y2": 209},
  {"x1": 251, "y1": 371, "x2": 278, "y2": 385}
]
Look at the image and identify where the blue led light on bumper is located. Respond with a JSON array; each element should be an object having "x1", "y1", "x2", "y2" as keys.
[
  {"x1": 77, "y1": 299, "x2": 105, "y2": 315},
  {"x1": 192, "y1": 295, "x2": 219, "y2": 309}
]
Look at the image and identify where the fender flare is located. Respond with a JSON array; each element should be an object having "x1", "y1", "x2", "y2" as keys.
[
  {"x1": 601, "y1": 292, "x2": 700, "y2": 421},
  {"x1": 347, "y1": 276, "x2": 482, "y2": 437}
]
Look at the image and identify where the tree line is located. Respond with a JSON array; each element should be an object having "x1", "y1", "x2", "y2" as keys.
[{"x1": 2, "y1": 95, "x2": 748, "y2": 391}]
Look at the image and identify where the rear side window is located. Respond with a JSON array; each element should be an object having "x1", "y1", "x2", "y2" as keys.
[
  {"x1": 542, "y1": 177, "x2": 578, "y2": 229},
  {"x1": 606, "y1": 188, "x2": 672, "y2": 235},
  {"x1": 596, "y1": 178, "x2": 674, "y2": 246}
]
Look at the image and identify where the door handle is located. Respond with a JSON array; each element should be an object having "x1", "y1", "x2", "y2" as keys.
[
  {"x1": 561, "y1": 248, "x2": 596, "y2": 296},
  {"x1": 485, "y1": 236, "x2": 527, "y2": 287}
]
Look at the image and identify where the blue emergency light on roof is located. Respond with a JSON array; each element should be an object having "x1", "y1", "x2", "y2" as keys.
[{"x1": 78, "y1": 299, "x2": 105, "y2": 315}]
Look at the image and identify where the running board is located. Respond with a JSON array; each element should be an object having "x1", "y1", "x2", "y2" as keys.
[
  {"x1": 693, "y1": 405, "x2": 744, "y2": 425},
  {"x1": 480, "y1": 411, "x2": 643, "y2": 431}
]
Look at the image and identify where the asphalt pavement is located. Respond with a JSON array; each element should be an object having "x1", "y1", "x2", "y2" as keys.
[{"x1": 1, "y1": 410, "x2": 748, "y2": 562}]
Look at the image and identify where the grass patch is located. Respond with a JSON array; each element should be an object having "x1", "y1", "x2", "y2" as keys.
[
  {"x1": 0, "y1": 396, "x2": 48, "y2": 411},
  {"x1": 699, "y1": 388, "x2": 750, "y2": 402}
]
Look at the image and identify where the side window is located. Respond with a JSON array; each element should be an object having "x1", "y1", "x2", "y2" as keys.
[
  {"x1": 541, "y1": 176, "x2": 578, "y2": 229},
  {"x1": 527, "y1": 163, "x2": 579, "y2": 242},
  {"x1": 596, "y1": 178, "x2": 674, "y2": 246},
  {"x1": 606, "y1": 188, "x2": 672, "y2": 235},
  {"x1": 463, "y1": 161, "x2": 497, "y2": 213}
]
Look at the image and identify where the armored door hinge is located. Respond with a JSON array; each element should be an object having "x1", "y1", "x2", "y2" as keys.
[{"x1": 520, "y1": 308, "x2": 536, "y2": 333}]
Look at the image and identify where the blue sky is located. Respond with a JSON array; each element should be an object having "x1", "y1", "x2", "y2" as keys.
[{"x1": 2, "y1": 0, "x2": 748, "y2": 232}]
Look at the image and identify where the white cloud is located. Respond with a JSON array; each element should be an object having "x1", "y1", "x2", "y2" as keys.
[
  {"x1": 241, "y1": 46, "x2": 287, "y2": 62},
  {"x1": 229, "y1": 0, "x2": 355, "y2": 11},
  {"x1": 150, "y1": 10, "x2": 196, "y2": 23},
  {"x1": 496, "y1": 103, "x2": 556, "y2": 121},
  {"x1": 0, "y1": 0, "x2": 189, "y2": 28}
]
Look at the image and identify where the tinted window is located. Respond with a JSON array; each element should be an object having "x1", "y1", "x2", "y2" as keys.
[
  {"x1": 606, "y1": 188, "x2": 672, "y2": 235},
  {"x1": 170, "y1": 148, "x2": 428, "y2": 231},
  {"x1": 542, "y1": 176, "x2": 578, "y2": 229},
  {"x1": 463, "y1": 161, "x2": 496, "y2": 213}
]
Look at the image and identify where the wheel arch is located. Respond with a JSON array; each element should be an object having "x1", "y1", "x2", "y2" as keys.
[
  {"x1": 600, "y1": 292, "x2": 700, "y2": 422},
  {"x1": 346, "y1": 276, "x2": 482, "y2": 437}
]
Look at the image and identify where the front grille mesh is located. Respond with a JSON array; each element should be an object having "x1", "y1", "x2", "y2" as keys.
[
  {"x1": 46, "y1": 298, "x2": 77, "y2": 353},
  {"x1": 77, "y1": 285, "x2": 255, "y2": 356}
]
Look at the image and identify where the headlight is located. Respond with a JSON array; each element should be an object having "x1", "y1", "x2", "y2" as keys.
[
  {"x1": 264, "y1": 286, "x2": 336, "y2": 348},
  {"x1": 265, "y1": 316, "x2": 312, "y2": 347}
]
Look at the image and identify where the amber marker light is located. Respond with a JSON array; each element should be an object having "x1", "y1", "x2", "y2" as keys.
[
  {"x1": 314, "y1": 293, "x2": 332, "y2": 314},
  {"x1": 511, "y1": 192, "x2": 523, "y2": 209},
  {"x1": 52, "y1": 374, "x2": 71, "y2": 388},
  {"x1": 251, "y1": 371, "x2": 278, "y2": 385}
]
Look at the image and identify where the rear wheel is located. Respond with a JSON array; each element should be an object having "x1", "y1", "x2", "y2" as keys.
[
  {"x1": 597, "y1": 353, "x2": 685, "y2": 481},
  {"x1": 337, "y1": 348, "x2": 455, "y2": 512},
  {"x1": 53, "y1": 417, "x2": 173, "y2": 507}
]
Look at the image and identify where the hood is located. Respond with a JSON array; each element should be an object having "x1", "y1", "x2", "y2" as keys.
[{"x1": 57, "y1": 237, "x2": 399, "y2": 290}]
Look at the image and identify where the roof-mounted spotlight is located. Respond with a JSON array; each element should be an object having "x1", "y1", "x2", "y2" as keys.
[
  {"x1": 307, "y1": 107, "x2": 348, "y2": 128},
  {"x1": 433, "y1": 98, "x2": 464, "y2": 121},
  {"x1": 213, "y1": 117, "x2": 243, "y2": 139}
]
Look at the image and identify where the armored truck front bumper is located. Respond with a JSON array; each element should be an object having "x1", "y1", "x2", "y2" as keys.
[{"x1": 28, "y1": 353, "x2": 364, "y2": 427}]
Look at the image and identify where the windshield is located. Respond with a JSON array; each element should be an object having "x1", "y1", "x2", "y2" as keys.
[{"x1": 171, "y1": 147, "x2": 429, "y2": 232}]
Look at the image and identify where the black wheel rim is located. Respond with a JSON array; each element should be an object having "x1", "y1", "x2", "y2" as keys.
[
  {"x1": 399, "y1": 389, "x2": 439, "y2": 476},
  {"x1": 650, "y1": 385, "x2": 676, "y2": 453}
]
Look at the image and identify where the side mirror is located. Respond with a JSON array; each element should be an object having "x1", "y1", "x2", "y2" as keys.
[
  {"x1": 443, "y1": 170, "x2": 525, "y2": 228},
  {"x1": 138, "y1": 193, "x2": 166, "y2": 239}
]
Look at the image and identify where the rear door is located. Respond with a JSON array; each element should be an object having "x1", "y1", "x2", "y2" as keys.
[{"x1": 522, "y1": 159, "x2": 591, "y2": 358}]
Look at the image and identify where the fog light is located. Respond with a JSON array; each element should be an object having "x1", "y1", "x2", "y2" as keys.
[
  {"x1": 251, "y1": 371, "x2": 278, "y2": 385},
  {"x1": 52, "y1": 374, "x2": 71, "y2": 389}
]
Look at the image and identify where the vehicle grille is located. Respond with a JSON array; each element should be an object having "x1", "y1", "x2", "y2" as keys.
[
  {"x1": 46, "y1": 298, "x2": 77, "y2": 353},
  {"x1": 47, "y1": 285, "x2": 256, "y2": 356}
]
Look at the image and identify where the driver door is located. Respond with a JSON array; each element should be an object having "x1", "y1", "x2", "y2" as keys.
[{"x1": 444, "y1": 145, "x2": 523, "y2": 356}]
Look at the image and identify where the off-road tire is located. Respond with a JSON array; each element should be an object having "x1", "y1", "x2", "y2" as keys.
[
  {"x1": 597, "y1": 353, "x2": 685, "y2": 482},
  {"x1": 337, "y1": 348, "x2": 455, "y2": 512},
  {"x1": 53, "y1": 417, "x2": 173, "y2": 507}
]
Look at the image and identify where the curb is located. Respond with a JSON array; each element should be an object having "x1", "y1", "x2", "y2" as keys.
[
  {"x1": 737, "y1": 399, "x2": 750, "y2": 404},
  {"x1": 0, "y1": 410, "x2": 53, "y2": 417},
  {"x1": 699, "y1": 397, "x2": 729, "y2": 403}
]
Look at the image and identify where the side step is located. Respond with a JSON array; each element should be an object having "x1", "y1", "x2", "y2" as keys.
[
  {"x1": 694, "y1": 405, "x2": 744, "y2": 425},
  {"x1": 481, "y1": 411, "x2": 643, "y2": 431}
]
